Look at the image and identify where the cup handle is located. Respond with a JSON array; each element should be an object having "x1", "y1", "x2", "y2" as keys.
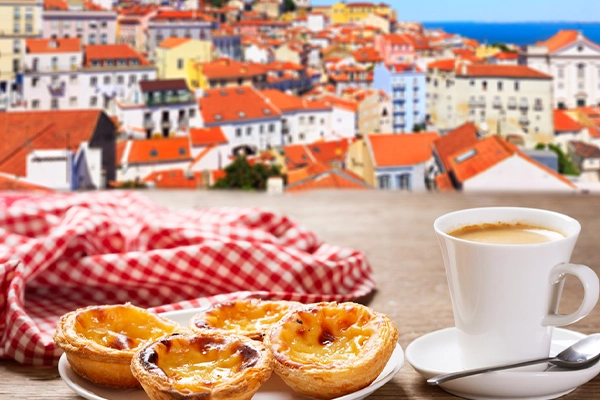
[{"x1": 542, "y1": 263, "x2": 599, "y2": 327}]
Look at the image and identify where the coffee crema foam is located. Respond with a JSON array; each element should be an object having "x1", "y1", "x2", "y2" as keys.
[{"x1": 448, "y1": 222, "x2": 565, "y2": 244}]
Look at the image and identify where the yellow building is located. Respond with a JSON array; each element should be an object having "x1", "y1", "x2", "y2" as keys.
[
  {"x1": 156, "y1": 37, "x2": 212, "y2": 81},
  {"x1": 346, "y1": 137, "x2": 376, "y2": 186},
  {"x1": 0, "y1": 0, "x2": 42, "y2": 105},
  {"x1": 475, "y1": 45, "x2": 502, "y2": 59},
  {"x1": 332, "y1": 2, "x2": 395, "y2": 24},
  {"x1": 188, "y1": 59, "x2": 267, "y2": 90}
]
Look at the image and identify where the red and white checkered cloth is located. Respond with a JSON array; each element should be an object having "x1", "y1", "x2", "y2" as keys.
[{"x1": 0, "y1": 192, "x2": 375, "y2": 366}]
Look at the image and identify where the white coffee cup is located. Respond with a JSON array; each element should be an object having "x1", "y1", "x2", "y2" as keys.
[{"x1": 434, "y1": 207, "x2": 599, "y2": 370}]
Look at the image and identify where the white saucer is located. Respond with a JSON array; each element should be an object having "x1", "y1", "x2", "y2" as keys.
[
  {"x1": 58, "y1": 307, "x2": 404, "y2": 400},
  {"x1": 406, "y1": 327, "x2": 600, "y2": 400}
]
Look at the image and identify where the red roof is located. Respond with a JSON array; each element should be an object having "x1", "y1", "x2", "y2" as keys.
[
  {"x1": 189, "y1": 127, "x2": 228, "y2": 147},
  {"x1": 284, "y1": 140, "x2": 351, "y2": 169},
  {"x1": 44, "y1": 0, "x2": 106, "y2": 10},
  {"x1": 379, "y1": 33, "x2": 413, "y2": 46},
  {"x1": 352, "y1": 46, "x2": 383, "y2": 63},
  {"x1": 286, "y1": 168, "x2": 370, "y2": 192},
  {"x1": 198, "y1": 59, "x2": 266, "y2": 80},
  {"x1": 554, "y1": 110, "x2": 583, "y2": 132},
  {"x1": 26, "y1": 38, "x2": 81, "y2": 54},
  {"x1": 569, "y1": 141, "x2": 600, "y2": 159},
  {"x1": 0, "y1": 174, "x2": 53, "y2": 192},
  {"x1": 151, "y1": 10, "x2": 215, "y2": 23},
  {"x1": 464, "y1": 65, "x2": 552, "y2": 79},
  {"x1": 493, "y1": 51, "x2": 519, "y2": 60},
  {"x1": 199, "y1": 87, "x2": 281, "y2": 124},
  {"x1": 433, "y1": 122, "x2": 479, "y2": 171},
  {"x1": 158, "y1": 37, "x2": 191, "y2": 49},
  {"x1": 0, "y1": 110, "x2": 105, "y2": 177},
  {"x1": 84, "y1": 44, "x2": 150, "y2": 67},
  {"x1": 368, "y1": 133, "x2": 439, "y2": 167},
  {"x1": 452, "y1": 49, "x2": 475, "y2": 57},
  {"x1": 427, "y1": 59, "x2": 455, "y2": 72},
  {"x1": 435, "y1": 173, "x2": 454, "y2": 192},
  {"x1": 536, "y1": 30, "x2": 586, "y2": 53},
  {"x1": 143, "y1": 169, "x2": 202, "y2": 189},
  {"x1": 126, "y1": 137, "x2": 192, "y2": 165}
]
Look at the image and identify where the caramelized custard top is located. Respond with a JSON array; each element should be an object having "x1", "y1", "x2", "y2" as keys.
[
  {"x1": 193, "y1": 300, "x2": 297, "y2": 335},
  {"x1": 73, "y1": 305, "x2": 178, "y2": 351},
  {"x1": 140, "y1": 335, "x2": 260, "y2": 391},
  {"x1": 272, "y1": 304, "x2": 376, "y2": 366}
]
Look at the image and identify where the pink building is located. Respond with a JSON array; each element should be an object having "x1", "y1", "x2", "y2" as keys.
[{"x1": 374, "y1": 34, "x2": 415, "y2": 65}]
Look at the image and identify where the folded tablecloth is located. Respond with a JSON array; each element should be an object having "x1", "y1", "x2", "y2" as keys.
[{"x1": 0, "y1": 192, "x2": 374, "y2": 366}]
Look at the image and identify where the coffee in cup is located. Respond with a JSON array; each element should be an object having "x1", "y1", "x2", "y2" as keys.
[{"x1": 448, "y1": 222, "x2": 565, "y2": 244}]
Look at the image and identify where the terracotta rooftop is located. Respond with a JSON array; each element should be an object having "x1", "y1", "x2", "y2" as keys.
[
  {"x1": 286, "y1": 168, "x2": 370, "y2": 192},
  {"x1": 493, "y1": 51, "x2": 519, "y2": 60},
  {"x1": 189, "y1": 127, "x2": 228, "y2": 147},
  {"x1": 427, "y1": 58, "x2": 455, "y2": 72},
  {"x1": 435, "y1": 173, "x2": 454, "y2": 192},
  {"x1": 126, "y1": 137, "x2": 192, "y2": 165},
  {"x1": 0, "y1": 174, "x2": 53, "y2": 192},
  {"x1": 198, "y1": 59, "x2": 266, "y2": 80},
  {"x1": 199, "y1": 87, "x2": 281, "y2": 124},
  {"x1": 158, "y1": 37, "x2": 191, "y2": 49},
  {"x1": 84, "y1": 44, "x2": 150, "y2": 67},
  {"x1": 536, "y1": 30, "x2": 597, "y2": 53},
  {"x1": 284, "y1": 139, "x2": 351, "y2": 169},
  {"x1": 143, "y1": 169, "x2": 202, "y2": 189},
  {"x1": 151, "y1": 10, "x2": 215, "y2": 23},
  {"x1": 26, "y1": 38, "x2": 81, "y2": 54},
  {"x1": 433, "y1": 122, "x2": 480, "y2": 171},
  {"x1": 569, "y1": 141, "x2": 600, "y2": 159},
  {"x1": 368, "y1": 132, "x2": 439, "y2": 167},
  {"x1": 139, "y1": 79, "x2": 189, "y2": 92},
  {"x1": 44, "y1": 0, "x2": 107, "y2": 11},
  {"x1": 463, "y1": 65, "x2": 552, "y2": 79},
  {"x1": 554, "y1": 109, "x2": 584, "y2": 132},
  {"x1": 0, "y1": 110, "x2": 105, "y2": 177}
]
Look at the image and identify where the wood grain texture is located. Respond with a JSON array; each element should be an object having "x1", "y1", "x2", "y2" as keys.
[{"x1": 2, "y1": 190, "x2": 600, "y2": 399}]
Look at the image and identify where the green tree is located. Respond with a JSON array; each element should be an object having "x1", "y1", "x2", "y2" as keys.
[
  {"x1": 207, "y1": 0, "x2": 225, "y2": 7},
  {"x1": 412, "y1": 123, "x2": 426, "y2": 132},
  {"x1": 535, "y1": 143, "x2": 580, "y2": 176},
  {"x1": 491, "y1": 43, "x2": 517, "y2": 53},
  {"x1": 284, "y1": 0, "x2": 297, "y2": 12},
  {"x1": 212, "y1": 157, "x2": 285, "y2": 190}
]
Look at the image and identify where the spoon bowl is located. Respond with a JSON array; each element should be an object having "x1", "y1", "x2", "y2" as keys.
[{"x1": 428, "y1": 333, "x2": 600, "y2": 385}]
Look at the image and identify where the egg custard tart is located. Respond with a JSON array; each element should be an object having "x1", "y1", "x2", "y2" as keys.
[
  {"x1": 188, "y1": 299, "x2": 301, "y2": 341},
  {"x1": 131, "y1": 333, "x2": 273, "y2": 400},
  {"x1": 264, "y1": 301, "x2": 398, "y2": 399},
  {"x1": 53, "y1": 303, "x2": 180, "y2": 388}
]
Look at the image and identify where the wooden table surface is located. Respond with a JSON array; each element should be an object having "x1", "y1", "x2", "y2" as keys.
[{"x1": 2, "y1": 190, "x2": 600, "y2": 399}]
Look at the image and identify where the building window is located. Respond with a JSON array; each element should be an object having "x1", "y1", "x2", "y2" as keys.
[
  {"x1": 14, "y1": 7, "x2": 20, "y2": 19},
  {"x1": 69, "y1": 97, "x2": 77, "y2": 107},
  {"x1": 299, "y1": 116, "x2": 305, "y2": 124},
  {"x1": 13, "y1": 40, "x2": 20, "y2": 54},
  {"x1": 514, "y1": 81, "x2": 519, "y2": 91},
  {"x1": 89, "y1": 34, "x2": 96, "y2": 45},
  {"x1": 558, "y1": 67, "x2": 564, "y2": 79},
  {"x1": 70, "y1": 74, "x2": 77, "y2": 83},
  {"x1": 177, "y1": 59, "x2": 184, "y2": 70},
  {"x1": 100, "y1": 34, "x2": 107, "y2": 44},
  {"x1": 378, "y1": 175, "x2": 390, "y2": 189},
  {"x1": 397, "y1": 174, "x2": 410, "y2": 190},
  {"x1": 101, "y1": 21, "x2": 108, "y2": 28},
  {"x1": 246, "y1": 126, "x2": 252, "y2": 136},
  {"x1": 25, "y1": 24, "x2": 33, "y2": 33},
  {"x1": 141, "y1": 74, "x2": 148, "y2": 81},
  {"x1": 129, "y1": 75, "x2": 137, "y2": 84},
  {"x1": 309, "y1": 116, "x2": 315, "y2": 124},
  {"x1": 497, "y1": 81, "x2": 503, "y2": 91},
  {"x1": 235, "y1": 128, "x2": 242, "y2": 137},
  {"x1": 12, "y1": 59, "x2": 19, "y2": 73},
  {"x1": 299, "y1": 133, "x2": 305, "y2": 140},
  {"x1": 117, "y1": 75, "x2": 124, "y2": 84},
  {"x1": 13, "y1": 24, "x2": 19, "y2": 34},
  {"x1": 104, "y1": 76, "x2": 111, "y2": 84},
  {"x1": 482, "y1": 81, "x2": 487, "y2": 91},
  {"x1": 269, "y1": 124, "x2": 275, "y2": 133},
  {"x1": 32, "y1": 77, "x2": 39, "y2": 87},
  {"x1": 578, "y1": 63, "x2": 586, "y2": 79},
  {"x1": 31, "y1": 100, "x2": 39, "y2": 109},
  {"x1": 90, "y1": 96, "x2": 97, "y2": 107},
  {"x1": 51, "y1": 99, "x2": 59, "y2": 110},
  {"x1": 189, "y1": 108, "x2": 195, "y2": 118},
  {"x1": 90, "y1": 77, "x2": 97, "y2": 86},
  {"x1": 51, "y1": 57, "x2": 58, "y2": 70},
  {"x1": 259, "y1": 125, "x2": 264, "y2": 134}
]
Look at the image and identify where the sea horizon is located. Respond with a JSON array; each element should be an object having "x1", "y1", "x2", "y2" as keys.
[{"x1": 421, "y1": 21, "x2": 600, "y2": 46}]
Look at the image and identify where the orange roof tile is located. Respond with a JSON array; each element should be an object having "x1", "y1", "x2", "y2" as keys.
[
  {"x1": 286, "y1": 169, "x2": 370, "y2": 192},
  {"x1": 158, "y1": 37, "x2": 191, "y2": 49},
  {"x1": 126, "y1": 137, "x2": 192, "y2": 165},
  {"x1": 569, "y1": 141, "x2": 600, "y2": 159},
  {"x1": 554, "y1": 109, "x2": 583, "y2": 132},
  {"x1": 452, "y1": 49, "x2": 475, "y2": 57},
  {"x1": 286, "y1": 162, "x2": 331, "y2": 184},
  {"x1": 198, "y1": 59, "x2": 266, "y2": 80},
  {"x1": 44, "y1": 0, "x2": 68, "y2": 10},
  {"x1": 493, "y1": 51, "x2": 519, "y2": 60},
  {"x1": 143, "y1": 169, "x2": 202, "y2": 189},
  {"x1": 380, "y1": 33, "x2": 413, "y2": 46},
  {"x1": 151, "y1": 10, "x2": 215, "y2": 22},
  {"x1": 284, "y1": 140, "x2": 351, "y2": 169},
  {"x1": 427, "y1": 59, "x2": 455, "y2": 72},
  {"x1": 447, "y1": 136, "x2": 513, "y2": 183},
  {"x1": 435, "y1": 173, "x2": 454, "y2": 192},
  {"x1": 368, "y1": 132, "x2": 439, "y2": 167},
  {"x1": 26, "y1": 38, "x2": 81, "y2": 54},
  {"x1": 189, "y1": 127, "x2": 228, "y2": 147},
  {"x1": 537, "y1": 30, "x2": 581, "y2": 53},
  {"x1": 320, "y1": 95, "x2": 358, "y2": 112},
  {"x1": 464, "y1": 65, "x2": 552, "y2": 79},
  {"x1": 433, "y1": 122, "x2": 479, "y2": 171},
  {"x1": 84, "y1": 44, "x2": 150, "y2": 67},
  {"x1": 199, "y1": 87, "x2": 281, "y2": 124},
  {"x1": 0, "y1": 110, "x2": 104, "y2": 177},
  {"x1": 0, "y1": 174, "x2": 53, "y2": 192}
]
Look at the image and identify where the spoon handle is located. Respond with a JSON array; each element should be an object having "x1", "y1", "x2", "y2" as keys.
[{"x1": 427, "y1": 357, "x2": 555, "y2": 385}]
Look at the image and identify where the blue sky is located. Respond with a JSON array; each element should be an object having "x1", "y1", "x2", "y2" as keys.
[{"x1": 310, "y1": 0, "x2": 599, "y2": 22}]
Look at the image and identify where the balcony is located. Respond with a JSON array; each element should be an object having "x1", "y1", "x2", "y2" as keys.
[
  {"x1": 282, "y1": 126, "x2": 290, "y2": 135},
  {"x1": 47, "y1": 81, "x2": 65, "y2": 97},
  {"x1": 393, "y1": 83, "x2": 406, "y2": 91},
  {"x1": 518, "y1": 115, "x2": 530, "y2": 125},
  {"x1": 534, "y1": 103, "x2": 543, "y2": 111},
  {"x1": 507, "y1": 100, "x2": 517, "y2": 110},
  {"x1": 146, "y1": 93, "x2": 195, "y2": 107},
  {"x1": 161, "y1": 120, "x2": 171, "y2": 129},
  {"x1": 492, "y1": 99, "x2": 502, "y2": 109},
  {"x1": 519, "y1": 101, "x2": 529, "y2": 110},
  {"x1": 143, "y1": 119, "x2": 154, "y2": 130}
]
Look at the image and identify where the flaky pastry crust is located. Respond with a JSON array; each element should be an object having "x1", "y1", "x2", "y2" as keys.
[
  {"x1": 264, "y1": 301, "x2": 399, "y2": 399},
  {"x1": 130, "y1": 333, "x2": 273, "y2": 400},
  {"x1": 53, "y1": 303, "x2": 180, "y2": 388},
  {"x1": 188, "y1": 299, "x2": 302, "y2": 341}
]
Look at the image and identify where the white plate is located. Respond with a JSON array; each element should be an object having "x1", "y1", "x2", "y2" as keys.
[
  {"x1": 58, "y1": 307, "x2": 404, "y2": 400},
  {"x1": 406, "y1": 327, "x2": 600, "y2": 400}
]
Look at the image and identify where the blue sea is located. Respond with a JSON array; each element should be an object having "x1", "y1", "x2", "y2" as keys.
[{"x1": 421, "y1": 22, "x2": 600, "y2": 47}]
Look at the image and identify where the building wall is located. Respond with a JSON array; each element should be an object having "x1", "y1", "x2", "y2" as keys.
[
  {"x1": 331, "y1": 2, "x2": 390, "y2": 24},
  {"x1": 357, "y1": 91, "x2": 392, "y2": 135},
  {"x1": 373, "y1": 63, "x2": 426, "y2": 133},
  {"x1": 43, "y1": 11, "x2": 117, "y2": 45},
  {"x1": 282, "y1": 108, "x2": 331, "y2": 145},
  {"x1": 524, "y1": 41, "x2": 600, "y2": 108},
  {"x1": 427, "y1": 69, "x2": 553, "y2": 146},
  {"x1": 375, "y1": 164, "x2": 427, "y2": 191},
  {"x1": 118, "y1": 102, "x2": 200, "y2": 138},
  {"x1": 330, "y1": 106, "x2": 356, "y2": 138},
  {"x1": 146, "y1": 21, "x2": 212, "y2": 58},
  {"x1": 119, "y1": 160, "x2": 191, "y2": 182},
  {"x1": 463, "y1": 155, "x2": 575, "y2": 191},
  {"x1": 208, "y1": 118, "x2": 283, "y2": 154},
  {"x1": 156, "y1": 39, "x2": 212, "y2": 80},
  {"x1": 346, "y1": 138, "x2": 375, "y2": 187},
  {"x1": 244, "y1": 45, "x2": 270, "y2": 63},
  {"x1": 27, "y1": 149, "x2": 73, "y2": 190}
]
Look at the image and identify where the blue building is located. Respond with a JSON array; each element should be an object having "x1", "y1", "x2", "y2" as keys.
[
  {"x1": 373, "y1": 63, "x2": 426, "y2": 133},
  {"x1": 212, "y1": 34, "x2": 242, "y2": 61}
]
